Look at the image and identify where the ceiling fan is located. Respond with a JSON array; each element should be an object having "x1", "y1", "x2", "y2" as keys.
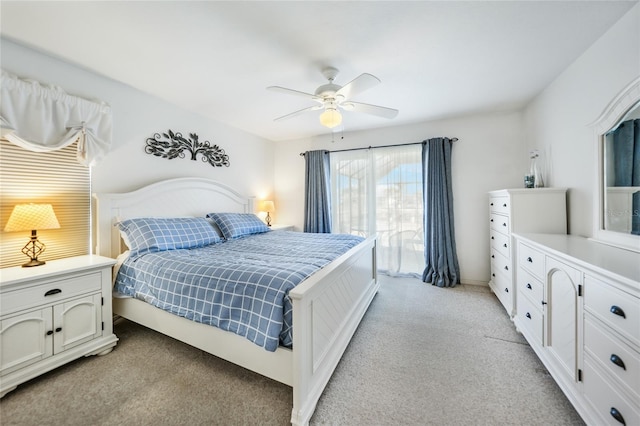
[{"x1": 267, "y1": 67, "x2": 398, "y2": 129}]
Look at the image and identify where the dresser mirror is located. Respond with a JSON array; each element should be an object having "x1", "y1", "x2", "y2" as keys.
[{"x1": 593, "y1": 77, "x2": 640, "y2": 252}]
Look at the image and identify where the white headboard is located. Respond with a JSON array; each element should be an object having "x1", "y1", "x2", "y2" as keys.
[{"x1": 93, "y1": 177, "x2": 254, "y2": 258}]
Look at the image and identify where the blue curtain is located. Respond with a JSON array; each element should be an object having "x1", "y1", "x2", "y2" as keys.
[
  {"x1": 421, "y1": 138, "x2": 460, "y2": 287},
  {"x1": 304, "y1": 150, "x2": 332, "y2": 233},
  {"x1": 612, "y1": 119, "x2": 640, "y2": 234}
]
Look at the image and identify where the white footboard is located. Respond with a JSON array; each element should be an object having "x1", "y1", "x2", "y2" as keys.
[{"x1": 289, "y1": 236, "x2": 378, "y2": 426}]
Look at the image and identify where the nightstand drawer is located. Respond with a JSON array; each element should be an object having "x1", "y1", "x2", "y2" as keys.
[
  {"x1": 1, "y1": 271, "x2": 102, "y2": 316},
  {"x1": 269, "y1": 224, "x2": 294, "y2": 232}
]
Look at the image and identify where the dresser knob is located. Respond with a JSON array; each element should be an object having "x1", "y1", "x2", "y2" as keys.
[
  {"x1": 610, "y1": 407, "x2": 625, "y2": 425},
  {"x1": 610, "y1": 354, "x2": 626, "y2": 370},
  {"x1": 502, "y1": 223, "x2": 507, "y2": 227},
  {"x1": 44, "y1": 288, "x2": 62, "y2": 297},
  {"x1": 526, "y1": 283, "x2": 532, "y2": 290},
  {"x1": 490, "y1": 219, "x2": 494, "y2": 222},
  {"x1": 55, "y1": 327, "x2": 62, "y2": 333},
  {"x1": 527, "y1": 257, "x2": 533, "y2": 263},
  {"x1": 504, "y1": 266, "x2": 509, "y2": 271},
  {"x1": 503, "y1": 243, "x2": 508, "y2": 248},
  {"x1": 525, "y1": 312, "x2": 531, "y2": 319},
  {"x1": 504, "y1": 287, "x2": 509, "y2": 293},
  {"x1": 46, "y1": 330, "x2": 53, "y2": 336},
  {"x1": 502, "y1": 203, "x2": 507, "y2": 208},
  {"x1": 610, "y1": 305, "x2": 626, "y2": 318}
]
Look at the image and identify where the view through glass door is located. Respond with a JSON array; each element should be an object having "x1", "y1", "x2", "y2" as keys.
[{"x1": 330, "y1": 144, "x2": 424, "y2": 277}]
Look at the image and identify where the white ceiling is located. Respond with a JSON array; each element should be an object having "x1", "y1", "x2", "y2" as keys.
[{"x1": 0, "y1": 1, "x2": 637, "y2": 142}]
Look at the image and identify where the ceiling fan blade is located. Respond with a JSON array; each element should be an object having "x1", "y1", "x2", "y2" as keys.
[
  {"x1": 341, "y1": 101, "x2": 398, "y2": 119},
  {"x1": 336, "y1": 73, "x2": 380, "y2": 100},
  {"x1": 274, "y1": 105, "x2": 324, "y2": 122},
  {"x1": 267, "y1": 86, "x2": 322, "y2": 101}
]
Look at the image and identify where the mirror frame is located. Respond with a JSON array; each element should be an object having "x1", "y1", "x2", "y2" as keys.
[{"x1": 592, "y1": 76, "x2": 640, "y2": 252}]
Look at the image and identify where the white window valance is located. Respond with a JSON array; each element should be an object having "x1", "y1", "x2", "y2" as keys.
[{"x1": 0, "y1": 70, "x2": 112, "y2": 166}]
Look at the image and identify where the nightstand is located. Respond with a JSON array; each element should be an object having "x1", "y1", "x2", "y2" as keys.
[
  {"x1": 0, "y1": 255, "x2": 118, "y2": 398},
  {"x1": 269, "y1": 224, "x2": 294, "y2": 231}
]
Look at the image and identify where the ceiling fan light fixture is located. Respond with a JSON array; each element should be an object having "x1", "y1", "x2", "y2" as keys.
[
  {"x1": 319, "y1": 108, "x2": 342, "y2": 128},
  {"x1": 270, "y1": 67, "x2": 397, "y2": 128}
]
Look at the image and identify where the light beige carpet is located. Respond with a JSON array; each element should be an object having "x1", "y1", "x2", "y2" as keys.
[{"x1": 0, "y1": 276, "x2": 584, "y2": 425}]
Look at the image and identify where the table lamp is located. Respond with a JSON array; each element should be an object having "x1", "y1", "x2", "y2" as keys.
[
  {"x1": 4, "y1": 203, "x2": 60, "y2": 267},
  {"x1": 260, "y1": 200, "x2": 275, "y2": 227}
]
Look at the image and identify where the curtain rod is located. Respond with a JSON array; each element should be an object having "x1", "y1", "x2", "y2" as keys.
[{"x1": 299, "y1": 137, "x2": 458, "y2": 156}]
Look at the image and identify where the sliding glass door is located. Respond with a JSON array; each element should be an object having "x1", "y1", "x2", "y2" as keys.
[{"x1": 330, "y1": 145, "x2": 423, "y2": 277}]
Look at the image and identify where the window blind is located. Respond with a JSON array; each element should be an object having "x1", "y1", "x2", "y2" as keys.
[{"x1": 0, "y1": 139, "x2": 90, "y2": 268}]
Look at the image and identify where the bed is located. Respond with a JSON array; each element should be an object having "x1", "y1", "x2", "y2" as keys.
[{"x1": 93, "y1": 177, "x2": 378, "y2": 425}]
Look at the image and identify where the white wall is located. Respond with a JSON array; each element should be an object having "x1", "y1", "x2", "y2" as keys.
[
  {"x1": 0, "y1": 38, "x2": 275, "y2": 200},
  {"x1": 275, "y1": 111, "x2": 527, "y2": 285},
  {"x1": 6, "y1": 1, "x2": 636, "y2": 284},
  {"x1": 524, "y1": 4, "x2": 640, "y2": 237}
]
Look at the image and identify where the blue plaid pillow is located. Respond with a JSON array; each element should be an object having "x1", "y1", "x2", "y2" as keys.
[
  {"x1": 206, "y1": 213, "x2": 269, "y2": 239},
  {"x1": 118, "y1": 217, "x2": 221, "y2": 258}
]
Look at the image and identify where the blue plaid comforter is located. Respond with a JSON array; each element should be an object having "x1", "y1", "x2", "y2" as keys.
[{"x1": 114, "y1": 231, "x2": 364, "y2": 351}]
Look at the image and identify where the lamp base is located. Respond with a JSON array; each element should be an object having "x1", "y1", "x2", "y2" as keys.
[
  {"x1": 21, "y1": 232, "x2": 47, "y2": 267},
  {"x1": 22, "y1": 258, "x2": 46, "y2": 267}
]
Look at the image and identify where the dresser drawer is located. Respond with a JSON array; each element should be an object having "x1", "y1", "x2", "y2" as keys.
[
  {"x1": 584, "y1": 357, "x2": 640, "y2": 426},
  {"x1": 491, "y1": 248, "x2": 511, "y2": 279},
  {"x1": 489, "y1": 196, "x2": 509, "y2": 214},
  {"x1": 518, "y1": 242, "x2": 544, "y2": 280},
  {"x1": 584, "y1": 275, "x2": 639, "y2": 348},
  {"x1": 585, "y1": 316, "x2": 640, "y2": 400},
  {"x1": 0, "y1": 271, "x2": 102, "y2": 316},
  {"x1": 490, "y1": 230, "x2": 510, "y2": 259},
  {"x1": 491, "y1": 265, "x2": 513, "y2": 315},
  {"x1": 517, "y1": 267, "x2": 543, "y2": 305},
  {"x1": 490, "y1": 213, "x2": 510, "y2": 233},
  {"x1": 517, "y1": 292, "x2": 543, "y2": 346},
  {"x1": 492, "y1": 267, "x2": 512, "y2": 293}
]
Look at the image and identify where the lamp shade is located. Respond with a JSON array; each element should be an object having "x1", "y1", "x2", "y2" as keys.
[
  {"x1": 319, "y1": 108, "x2": 342, "y2": 128},
  {"x1": 4, "y1": 204, "x2": 60, "y2": 232},
  {"x1": 260, "y1": 200, "x2": 275, "y2": 213}
]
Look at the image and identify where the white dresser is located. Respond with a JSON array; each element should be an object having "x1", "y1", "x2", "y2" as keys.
[
  {"x1": 488, "y1": 188, "x2": 567, "y2": 316},
  {"x1": 0, "y1": 255, "x2": 118, "y2": 398},
  {"x1": 513, "y1": 233, "x2": 640, "y2": 426}
]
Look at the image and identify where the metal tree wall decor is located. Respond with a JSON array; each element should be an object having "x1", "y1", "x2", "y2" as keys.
[{"x1": 145, "y1": 130, "x2": 230, "y2": 167}]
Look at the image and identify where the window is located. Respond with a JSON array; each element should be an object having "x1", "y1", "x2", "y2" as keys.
[
  {"x1": 0, "y1": 139, "x2": 91, "y2": 268},
  {"x1": 330, "y1": 145, "x2": 424, "y2": 277}
]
